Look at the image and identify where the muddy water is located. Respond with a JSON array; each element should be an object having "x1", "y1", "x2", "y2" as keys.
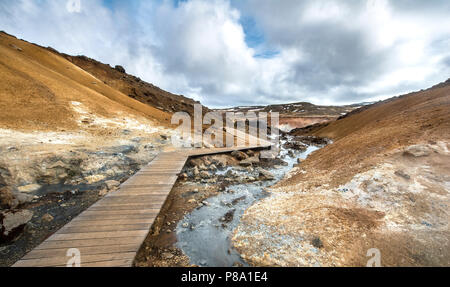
[{"x1": 176, "y1": 142, "x2": 320, "y2": 267}]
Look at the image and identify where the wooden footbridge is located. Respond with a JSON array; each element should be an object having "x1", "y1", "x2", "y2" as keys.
[{"x1": 13, "y1": 130, "x2": 272, "y2": 267}]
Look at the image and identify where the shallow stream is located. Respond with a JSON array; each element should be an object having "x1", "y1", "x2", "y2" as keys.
[{"x1": 176, "y1": 140, "x2": 320, "y2": 267}]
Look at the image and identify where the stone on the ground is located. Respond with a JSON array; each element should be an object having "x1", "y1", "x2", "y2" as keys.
[
  {"x1": 283, "y1": 141, "x2": 308, "y2": 151},
  {"x1": 199, "y1": 171, "x2": 210, "y2": 179},
  {"x1": 395, "y1": 170, "x2": 411, "y2": 180},
  {"x1": 104, "y1": 180, "x2": 120, "y2": 190},
  {"x1": 311, "y1": 236, "x2": 324, "y2": 248},
  {"x1": 161, "y1": 252, "x2": 174, "y2": 260},
  {"x1": 259, "y1": 168, "x2": 275, "y2": 180},
  {"x1": 41, "y1": 213, "x2": 54, "y2": 223},
  {"x1": 0, "y1": 187, "x2": 15, "y2": 209},
  {"x1": 0, "y1": 209, "x2": 33, "y2": 240},
  {"x1": 98, "y1": 188, "x2": 108, "y2": 196},
  {"x1": 211, "y1": 156, "x2": 227, "y2": 168},
  {"x1": 239, "y1": 159, "x2": 252, "y2": 167},
  {"x1": 403, "y1": 144, "x2": 431, "y2": 157},
  {"x1": 13, "y1": 191, "x2": 34, "y2": 206},
  {"x1": 193, "y1": 166, "x2": 200, "y2": 177},
  {"x1": 231, "y1": 151, "x2": 248, "y2": 160},
  {"x1": 239, "y1": 156, "x2": 259, "y2": 167},
  {"x1": 225, "y1": 170, "x2": 235, "y2": 177},
  {"x1": 17, "y1": 184, "x2": 41, "y2": 193}
]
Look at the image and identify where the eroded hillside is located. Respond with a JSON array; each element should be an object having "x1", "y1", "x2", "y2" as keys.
[
  {"x1": 233, "y1": 81, "x2": 450, "y2": 266},
  {"x1": 0, "y1": 31, "x2": 186, "y2": 265}
]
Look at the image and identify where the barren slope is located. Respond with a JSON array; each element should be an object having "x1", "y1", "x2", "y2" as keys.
[
  {"x1": 233, "y1": 81, "x2": 450, "y2": 266},
  {"x1": 0, "y1": 31, "x2": 172, "y2": 132}
]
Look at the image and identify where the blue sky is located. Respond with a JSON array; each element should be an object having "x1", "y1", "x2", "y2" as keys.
[{"x1": 0, "y1": 0, "x2": 449, "y2": 108}]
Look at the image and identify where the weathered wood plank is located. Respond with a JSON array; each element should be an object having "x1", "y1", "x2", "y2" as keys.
[
  {"x1": 23, "y1": 244, "x2": 140, "y2": 260},
  {"x1": 14, "y1": 252, "x2": 137, "y2": 267}
]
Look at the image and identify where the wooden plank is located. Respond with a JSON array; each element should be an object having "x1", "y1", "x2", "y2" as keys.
[
  {"x1": 76, "y1": 259, "x2": 134, "y2": 267},
  {"x1": 23, "y1": 244, "x2": 140, "y2": 260},
  {"x1": 68, "y1": 218, "x2": 155, "y2": 226},
  {"x1": 59, "y1": 223, "x2": 150, "y2": 234},
  {"x1": 14, "y1": 252, "x2": 136, "y2": 267},
  {"x1": 47, "y1": 230, "x2": 149, "y2": 241},
  {"x1": 71, "y1": 214, "x2": 158, "y2": 221},
  {"x1": 79, "y1": 209, "x2": 159, "y2": 216},
  {"x1": 33, "y1": 237, "x2": 145, "y2": 250},
  {"x1": 89, "y1": 204, "x2": 163, "y2": 211}
]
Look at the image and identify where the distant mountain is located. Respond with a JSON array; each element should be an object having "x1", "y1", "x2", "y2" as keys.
[{"x1": 215, "y1": 102, "x2": 357, "y2": 117}]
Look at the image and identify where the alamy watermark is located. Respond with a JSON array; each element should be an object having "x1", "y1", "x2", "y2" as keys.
[
  {"x1": 66, "y1": 0, "x2": 81, "y2": 13},
  {"x1": 171, "y1": 104, "x2": 279, "y2": 158},
  {"x1": 67, "y1": 248, "x2": 81, "y2": 267},
  {"x1": 366, "y1": 248, "x2": 381, "y2": 267}
]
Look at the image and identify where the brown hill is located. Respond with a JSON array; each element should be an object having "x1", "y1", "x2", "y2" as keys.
[
  {"x1": 233, "y1": 80, "x2": 450, "y2": 267},
  {"x1": 289, "y1": 79, "x2": 450, "y2": 187},
  {"x1": 0, "y1": 31, "x2": 176, "y2": 132}
]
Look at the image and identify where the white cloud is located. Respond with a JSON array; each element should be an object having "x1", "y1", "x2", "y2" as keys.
[{"x1": 0, "y1": 0, "x2": 449, "y2": 108}]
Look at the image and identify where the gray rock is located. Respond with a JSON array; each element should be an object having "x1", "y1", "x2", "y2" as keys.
[
  {"x1": 104, "y1": 180, "x2": 120, "y2": 190},
  {"x1": 41, "y1": 213, "x2": 54, "y2": 223},
  {"x1": 395, "y1": 170, "x2": 411, "y2": 180},
  {"x1": 240, "y1": 156, "x2": 259, "y2": 167},
  {"x1": 225, "y1": 170, "x2": 235, "y2": 177},
  {"x1": 161, "y1": 252, "x2": 174, "y2": 260},
  {"x1": 193, "y1": 166, "x2": 200, "y2": 177},
  {"x1": 0, "y1": 209, "x2": 33, "y2": 240},
  {"x1": 403, "y1": 145, "x2": 431, "y2": 157},
  {"x1": 239, "y1": 159, "x2": 252, "y2": 167},
  {"x1": 259, "y1": 168, "x2": 275, "y2": 180},
  {"x1": 13, "y1": 191, "x2": 35, "y2": 206},
  {"x1": 200, "y1": 171, "x2": 210, "y2": 179},
  {"x1": 231, "y1": 151, "x2": 248, "y2": 160},
  {"x1": 17, "y1": 184, "x2": 41, "y2": 193}
]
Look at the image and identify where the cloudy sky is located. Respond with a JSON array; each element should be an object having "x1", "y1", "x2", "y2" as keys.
[{"x1": 1, "y1": 0, "x2": 449, "y2": 108}]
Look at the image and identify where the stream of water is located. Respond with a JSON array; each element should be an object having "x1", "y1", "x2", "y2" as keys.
[{"x1": 176, "y1": 140, "x2": 320, "y2": 267}]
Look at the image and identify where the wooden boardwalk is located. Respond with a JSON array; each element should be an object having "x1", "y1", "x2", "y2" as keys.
[{"x1": 13, "y1": 141, "x2": 271, "y2": 267}]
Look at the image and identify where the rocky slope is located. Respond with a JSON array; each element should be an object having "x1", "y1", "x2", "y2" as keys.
[
  {"x1": 0, "y1": 31, "x2": 191, "y2": 265},
  {"x1": 232, "y1": 80, "x2": 450, "y2": 266}
]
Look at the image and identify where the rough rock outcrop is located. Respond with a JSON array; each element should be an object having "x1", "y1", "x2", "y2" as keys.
[{"x1": 1, "y1": 209, "x2": 33, "y2": 241}]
